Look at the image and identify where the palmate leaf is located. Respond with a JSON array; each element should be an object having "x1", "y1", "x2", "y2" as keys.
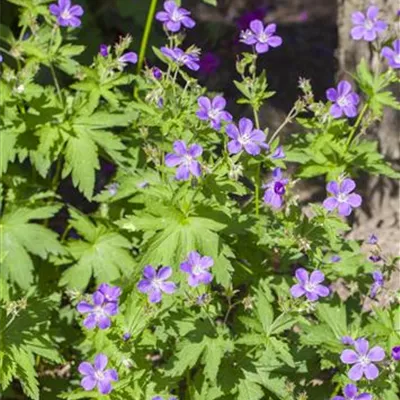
[
  {"x1": 60, "y1": 210, "x2": 135, "y2": 290},
  {"x1": 0, "y1": 205, "x2": 65, "y2": 289}
]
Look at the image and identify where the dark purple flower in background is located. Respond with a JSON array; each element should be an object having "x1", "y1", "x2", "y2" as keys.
[
  {"x1": 49, "y1": 0, "x2": 83, "y2": 28},
  {"x1": 271, "y1": 145, "x2": 285, "y2": 159},
  {"x1": 226, "y1": 118, "x2": 268, "y2": 155},
  {"x1": 99, "y1": 44, "x2": 108, "y2": 57},
  {"x1": 165, "y1": 140, "x2": 202, "y2": 180},
  {"x1": 180, "y1": 251, "x2": 214, "y2": 287},
  {"x1": 340, "y1": 338, "x2": 385, "y2": 381},
  {"x1": 98, "y1": 283, "x2": 121, "y2": 303},
  {"x1": 370, "y1": 270, "x2": 383, "y2": 298},
  {"x1": 236, "y1": 7, "x2": 268, "y2": 30},
  {"x1": 152, "y1": 66, "x2": 163, "y2": 80},
  {"x1": 240, "y1": 20, "x2": 283, "y2": 54},
  {"x1": 0, "y1": 54, "x2": 3, "y2": 63},
  {"x1": 263, "y1": 168, "x2": 289, "y2": 209},
  {"x1": 351, "y1": 6, "x2": 387, "y2": 42},
  {"x1": 155, "y1": 0, "x2": 195, "y2": 32},
  {"x1": 118, "y1": 52, "x2": 138, "y2": 68},
  {"x1": 331, "y1": 255, "x2": 342, "y2": 263},
  {"x1": 367, "y1": 234, "x2": 378, "y2": 244},
  {"x1": 161, "y1": 47, "x2": 200, "y2": 71},
  {"x1": 152, "y1": 397, "x2": 177, "y2": 400},
  {"x1": 298, "y1": 11, "x2": 309, "y2": 22},
  {"x1": 342, "y1": 336, "x2": 355, "y2": 346},
  {"x1": 332, "y1": 384, "x2": 372, "y2": 400},
  {"x1": 392, "y1": 346, "x2": 400, "y2": 361},
  {"x1": 290, "y1": 268, "x2": 330, "y2": 302},
  {"x1": 326, "y1": 81, "x2": 360, "y2": 118},
  {"x1": 323, "y1": 179, "x2": 362, "y2": 216},
  {"x1": 199, "y1": 52, "x2": 220, "y2": 75},
  {"x1": 79, "y1": 354, "x2": 118, "y2": 395},
  {"x1": 137, "y1": 265, "x2": 177, "y2": 303},
  {"x1": 196, "y1": 96, "x2": 232, "y2": 130},
  {"x1": 77, "y1": 292, "x2": 118, "y2": 330},
  {"x1": 381, "y1": 40, "x2": 400, "y2": 69},
  {"x1": 369, "y1": 254, "x2": 381, "y2": 263},
  {"x1": 123, "y1": 332, "x2": 131, "y2": 341}
]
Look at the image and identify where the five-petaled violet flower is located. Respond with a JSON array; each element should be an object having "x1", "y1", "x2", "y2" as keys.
[
  {"x1": 290, "y1": 268, "x2": 330, "y2": 302},
  {"x1": 180, "y1": 251, "x2": 214, "y2": 287},
  {"x1": 49, "y1": 0, "x2": 84, "y2": 28},
  {"x1": 370, "y1": 270, "x2": 383, "y2": 298},
  {"x1": 137, "y1": 265, "x2": 177, "y2": 303},
  {"x1": 161, "y1": 47, "x2": 200, "y2": 71},
  {"x1": 323, "y1": 179, "x2": 362, "y2": 216},
  {"x1": 226, "y1": 118, "x2": 268, "y2": 156},
  {"x1": 79, "y1": 354, "x2": 118, "y2": 395},
  {"x1": 118, "y1": 52, "x2": 138, "y2": 68},
  {"x1": 165, "y1": 140, "x2": 202, "y2": 181},
  {"x1": 381, "y1": 39, "x2": 400, "y2": 69},
  {"x1": 156, "y1": 0, "x2": 195, "y2": 32},
  {"x1": 263, "y1": 168, "x2": 289, "y2": 209},
  {"x1": 340, "y1": 338, "x2": 385, "y2": 381},
  {"x1": 332, "y1": 383, "x2": 372, "y2": 400},
  {"x1": 392, "y1": 346, "x2": 400, "y2": 361},
  {"x1": 351, "y1": 6, "x2": 387, "y2": 42},
  {"x1": 196, "y1": 96, "x2": 232, "y2": 131},
  {"x1": 326, "y1": 81, "x2": 360, "y2": 118},
  {"x1": 77, "y1": 292, "x2": 118, "y2": 330},
  {"x1": 240, "y1": 20, "x2": 283, "y2": 54}
]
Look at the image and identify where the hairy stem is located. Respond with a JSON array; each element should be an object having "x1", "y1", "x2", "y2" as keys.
[{"x1": 346, "y1": 103, "x2": 368, "y2": 148}]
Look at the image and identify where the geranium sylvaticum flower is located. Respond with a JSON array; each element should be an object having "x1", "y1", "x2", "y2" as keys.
[
  {"x1": 323, "y1": 179, "x2": 362, "y2": 216},
  {"x1": 381, "y1": 39, "x2": 400, "y2": 69},
  {"x1": 370, "y1": 270, "x2": 383, "y2": 298},
  {"x1": 137, "y1": 265, "x2": 177, "y2": 303},
  {"x1": 180, "y1": 251, "x2": 214, "y2": 287},
  {"x1": 77, "y1": 291, "x2": 118, "y2": 330},
  {"x1": 263, "y1": 168, "x2": 289, "y2": 209},
  {"x1": 196, "y1": 95, "x2": 232, "y2": 130},
  {"x1": 290, "y1": 268, "x2": 330, "y2": 302},
  {"x1": 240, "y1": 20, "x2": 283, "y2": 54},
  {"x1": 331, "y1": 255, "x2": 341, "y2": 263},
  {"x1": 332, "y1": 383, "x2": 372, "y2": 400},
  {"x1": 367, "y1": 233, "x2": 378, "y2": 244},
  {"x1": 99, "y1": 44, "x2": 108, "y2": 57},
  {"x1": 326, "y1": 81, "x2": 360, "y2": 118},
  {"x1": 351, "y1": 6, "x2": 387, "y2": 42},
  {"x1": 342, "y1": 336, "x2": 355, "y2": 346},
  {"x1": 165, "y1": 140, "x2": 202, "y2": 181},
  {"x1": 392, "y1": 346, "x2": 400, "y2": 361},
  {"x1": 161, "y1": 47, "x2": 200, "y2": 71},
  {"x1": 341, "y1": 338, "x2": 385, "y2": 381},
  {"x1": 226, "y1": 118, "x2": 268, "y2": 155},
  {"x1": 78, "y1": 354, "x2": 118, "y2": 395},
  {"x1": 118, "y1": 52, "x2": 138, "y2": 68},
  {"x1": 49, "y1": 0, "x2": 84, "y2": 28},
  {"x1": 155, "y1": 0, "x2": 195, "y2": 32},
  {"x1": 271, "y1": 145, "x2": 285, "y2": 159}
]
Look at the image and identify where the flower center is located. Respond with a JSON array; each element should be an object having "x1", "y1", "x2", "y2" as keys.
[
  {"x1": 364, "y1": 19, "x2": 374, "y2": 30},
  {"x1": 337, "y1": 96, "x2": 349, "y2": 107},
  {"x1": 359, "y1": 355, "x2": 370, "y2": 367},
  {"x1": 171, "y1": 9, "x2": 182, "y2": 22},
  {"x1": 258, "y1": 32, "x2": 269, "y2": 43},
  {"x1": 192, "y1": 264, "x2": 204, "y2": 276},
  {"x1": 94, "y1": 306, "x2": 106, "y2": 318},
  {"x1": 337, "y1": 193, "x2": 348, "y2": 202},
  {"x1": 394, "y1": 54, "x2": 400, "y2": 64},
  {"x1": 183, "y1": 154, "x2": 193, "y2": 165},
  {"x1": 94, "y1": 370, "x2": 105, "y2": 381},
  {"x1": 61, "y1": 10, "x2": 71, "y2": 20},
  {"x1": 304, "y1": 282, "x2": 316, "y2": 292},
  {"x1": 238, "y1": 134, "x2": 251, "y2": 145},
  {"x1": 274, "y1": 182, "x2": 285, "y2": 195},
  {"x1": 208, "y1": 109, "x2": 219, "y2": 120}
]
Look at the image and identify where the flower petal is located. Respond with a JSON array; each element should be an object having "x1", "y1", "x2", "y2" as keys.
[
  {"x1": 249, "y1": 19, "x2": 264, "y2": 35},
  {"x1": 309, "y1": 270, "x2": 325, "y2": 284},
  {"x1": 367, "y1": 346, "x2": 385, "y2": 362},
  {"x1": 81, "y1": 376, "x2": 97, "y2": 391},
  {"x1": 77, "y1": 301, "x2": 93, "y2": 314},
  {"x1": 295, "y1": 268, "x2": 309, "y2": 285},
  {"x1": 326, "y1": 181, "x2": 339, "y2": 195},
  {"x1": 348, "y1": 363, "x2": 364, "y2": 381},
  {"x1": 159, "y1": 281, "x2": 177, "y2": 294},
  {"x1": 92, "y1": 292, "x2": 104, "y2": 306},
  {"x1": 173, "y1": 140, "x2": 187, "y2": 156},
  {"x1": 238, "y1": 118, "x2": 253, "y2": 135},
  {"x1": 366, "y1": 6, "x2": 379, "y2": 20},
  {"x1": 212, "y1": 95, "x2": 226, "y2": 110},
  {"x1": 337, "y1": 80, "x2": 352, "y2": 96},
  {"x1": 326, "y1": 88, "x2": 338, "y2": 102},
  {"x1": 78, "y1": 362, "x2": 94, "y2": 376},
  {"x1": 188, "y1": 144, "x2": 203, "y2": 158},
  {"x1": 355, "y1": 338, "x2": 369, "y2": 356},
  {"x1": 98, "y1": 378, "x2": 112, "y2": 395},
  {"x1": 351, "y1": 11, "x2": 365, "y2": 24},
  {"x1": 323, "y1": 197, "x2": 339, "y2": 211},
  {"x1": 340, "y1": 178, "x2": 356, "y2": 194},
  {"x1": 149, "y1": 288, "x2": 162, "y2": 303},
  {"x1": 340, "y1": 349, "x2": 359, "y2": 364},
  {"x1": 364, "y1": 363, "x2": 379, "y2": 380},
  {"x1": 290, "y1": 284, "x2": 305, "y2": 298},
  {"x1": 343, "y1": 383, "x2": 358, "y2": 398},
  {"x1": 198, "y1": 96, "x2": 211, "y2": 111},
  {"x1": 157, "y1": 266, "x2": 172, "y2": 280},
  {"x1": 338, "y1": 202, "x2": 352, "y2": 216},
  {"x1": 351, "y1": 26, "x2": 366, "y2": 40},
  {"x1": 227, "y1": 140, "x2": 242, "y2": 154},
  {"x1": 347, "y1": 193, "x2": 362, "y2": 208},
  {"x1": 143, "y1": 265, "x2": 156, "y2": 280}
]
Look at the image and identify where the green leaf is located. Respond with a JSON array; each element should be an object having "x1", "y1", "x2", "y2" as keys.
[
  {"x1": 0, "y1": 130, "x2": 17, "y2": 176},
  {"x1": 237, "y1": 379, "x2": 264, "y2": 400}
]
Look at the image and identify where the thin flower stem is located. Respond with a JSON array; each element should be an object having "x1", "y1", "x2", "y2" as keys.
[
  {"x1": 49, "y1": 63, "x2": 63, "y2": 105},
  {"x1": 255, "y1": 163, "x2": 261, "y2": 217},
  {"x1": 346, "y1": 103, "x2": 368, "y2": 148},
  {"x1": 268, "y1": 106, "x2": 297, "y2": 145}
]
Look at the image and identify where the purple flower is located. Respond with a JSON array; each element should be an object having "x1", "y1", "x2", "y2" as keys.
[
  {"x1": 271, "y1": 145, "x2": 285, "y2": 159},
  {"x1": 326, "y1": 81, "x2": 360, "y2": 118},
  {"x1": 180, "y1": 251, "x2": 214, "y2": 287},
  {"x1": 367, "y1": 234, "x2": 378, "y2": 244},
  {"x1": 351, "y1": 6, "x2": 387, "y2": 42},
  {"x1": 97, "y1": 283, "x2": 121, "y2": 303},
  {"x1": 263, "y1": 168, "x2": 289, "y2": 209},
  {"x1": 161, "y1": 47, "x2": 200, "y2": 71},
  {"x1": 381, "y1": 40, "x2": 400, "y2": 69},
  {"x1": 152, "y1": 66, "x2": 163, "y2": 80},
  {"x1": 332, "y1": 384, "x2": 372, "y2": 400},
  {"x1": 298, "y1": 11, "x2": 309, "y2": 22},
  {"x1": 123, "y1": 332, "x2": 131, "y2": 341},
  {"x1": 240, "y1": 20, "x2": 283, "y2": 54},
  {"x1": 77, "y1": 292, "x2": 118, "y2": 330},
  {"x1": 369, "y1": 255, "x2": 381, "y2": 263},
  {"x1": 165, "y1": 140, "x2": 202, "y2": 181},
  {"x1": 49, "y1": 0, "x2": 84, "y2": 28},
  {"x1": 236, "y1": 8, "x2": 268, "y2": 30},
  {"x1": 342, "y1": 336, "x2": 355, "y2": 346},
  {"x1": 392, "y1": 346, "x2": 400, "y2": 361},
  {"x1": 152, "y1": 397, "x2": 177, "y2": 400},
  {"x1": 340, "y1": 338, "x2": 385, "y2": 381},
  {"x1": 323, "y1": 179, "x2": 362, "y2": 216},
  {"x1": 226, "y1": 118, "x2": 268, "y2": 155},
  {"x1": 137, "y1": 265, "x2": 177, "y2": 303},
  {"x1": 199, "y1": 52, "x2": 220, "y2": 75},
  {"x1": 118, "y1": 52, "x2": 138, "y2": 68},
  {"x1": 331, "y1": 255, "x2": 342, "y2": 263},
  {"x1": 99, "y1": 44, "x2": 108, "y2": 57},
  {"x1": 370, "y1": 270, "x2": 383, "y2": 298},
  {"x1": 290, "y1": 268, "x2": 330, "y2": 302},
  {"x1": 196, "y1": 96, "x2": 232, "y2": 130},
  {"x1": 78, "y1": 354, "x2": 118, "y2": 395},
  {"x1": 155, "y1": 0, "x2": 195, "y2": 32}
]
